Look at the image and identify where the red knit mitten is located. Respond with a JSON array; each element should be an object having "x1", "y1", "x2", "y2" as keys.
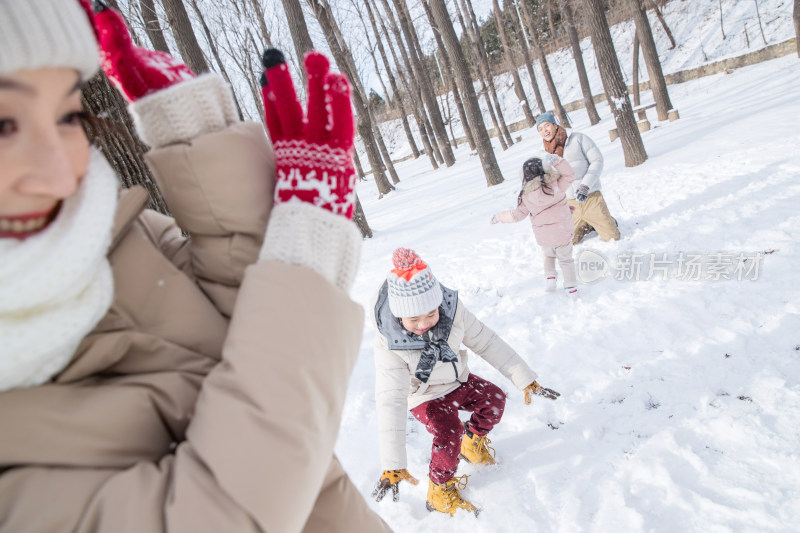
[
  {"x1": 260, "y1": 49, "x2": 357, "y2": 219},
  {"x1": 93, "y1": 3, "x2": 195, "y2": 101}
]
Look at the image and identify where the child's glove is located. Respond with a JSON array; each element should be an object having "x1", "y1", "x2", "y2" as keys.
[
  {"x1": 524, "y1": 381, "x2": 561, "y2": 404},
  {"x1": 93, "y1": 1, "x2": 195, "y2": 101},
  {"x1": 490, "y1": 214, "x2": 499, "y2": 224},
  {"x1": 542, "y1": 153, "x2": 562, "y2": 173},
  {"x1": 371, "y1": 469, "x2": 419, "y2": 502},
  {"x1": 575, "y1": 184, "x2": 590, "y2": 203},
  {"x1": 260, "y1": 49, "x2": 357, "y2": 219}
]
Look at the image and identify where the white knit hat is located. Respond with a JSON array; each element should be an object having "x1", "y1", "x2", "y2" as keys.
[
  {"x1": 0, "y1": 0, "x2": 99, "y2": 81},
  {"x1": 387, "y1": 248, "x2": 443, "y2": 318}
]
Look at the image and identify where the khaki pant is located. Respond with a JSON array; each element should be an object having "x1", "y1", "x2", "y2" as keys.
[
  {"x1": 568, "y1": 191, "x2": 621, "y2": 245},
  {"x1": 541, "y1": 242, "x2": 577, "y2": 289}
]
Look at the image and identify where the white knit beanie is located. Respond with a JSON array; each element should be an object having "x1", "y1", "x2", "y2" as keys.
[
  {"x1": 387, "y1": 248, "x2": 443, "y2": 318},
  {"x1": 0, "y1": 0, "x2": 99, "y2": 81}
]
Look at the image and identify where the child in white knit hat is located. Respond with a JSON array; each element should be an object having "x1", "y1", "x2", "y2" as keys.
[
  {"x1": 0, "y1": 0, "x2": 388, "y2": 530},
  {"x1": 370, "y1": 248, "x2": 561, "y2": 516}
]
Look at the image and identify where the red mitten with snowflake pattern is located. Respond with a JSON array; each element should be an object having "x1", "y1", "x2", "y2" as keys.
[
  {"x1": 260, "y1": 49, "x2": 357, "y2": 219},
  {"x1": 93, "y1": 3, "x2": 195, "y2": 101}
]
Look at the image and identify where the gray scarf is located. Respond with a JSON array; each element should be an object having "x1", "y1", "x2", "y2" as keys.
[
  {"x1": 403, "y1": 311, "x2": 457, "y2": 383},
  {"x1": 374, "y1": 280, "x2": 459, "y2": 383}
]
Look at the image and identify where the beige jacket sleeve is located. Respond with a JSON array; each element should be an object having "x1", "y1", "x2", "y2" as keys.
[
  {"x1": 131, "y1": 77, "x2": 385, "y2": 531},
  {"x1": 172, "y1": 261, "x2": 376, "y2": 532},
  {"x1": 131, "y1": 74, "x2": 275, "y2": 317},
  {"x1": 373, "y1": 331, "x2": 412, "y2": 471},
  {"x1": 459, "y1": 303, "x2": 538, "y2": 390}
]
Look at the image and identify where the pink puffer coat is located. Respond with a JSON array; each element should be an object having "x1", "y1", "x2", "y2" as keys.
[{"x1": 495, "y1": 159, "x2": 575, "y2": 247}]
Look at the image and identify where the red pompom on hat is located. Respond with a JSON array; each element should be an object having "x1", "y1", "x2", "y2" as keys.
[{"x1": 386, "y1": 248, "x2": 443, "y2": 318}]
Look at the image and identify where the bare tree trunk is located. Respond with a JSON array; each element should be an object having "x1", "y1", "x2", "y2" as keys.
[
  {"x1": 353, "y1": 149, "x2": 365, "y2": 181},
  {"x1": 243, "y1": 28, "x2": 266, "y2": 119},
  {"x1": 391, "y1": 0, "x2": 456, "y2": 166},
  {"x1": 491, "y1": 0, "x2": 535, "y2": 127},
  {"x1": 318, "y1": 0, "x2": 401, "y2": 185},
  {"x1": 276, "y1": 0, "x2": 374, "y2": 236},
  {"x1": 581, "y1": 0, "x2": 647, "y2": 167},
  {"x1": 512, "y1": 0, "x2": 546, "y2": 114},
  {"x1": 360, "y1": 0, "x2": 421, "y2": 158},
  {"x1": 369, "y1": 107, "x2": 401, "y2": 184},
  {"x1": 379, "y1": 0, "x2": 443, "y2": 162},
  {"x1": 160, "y1": 0, "x2": 209, "y2": 73},
  {"x1": 352, "y1": 195, "x2": 373, "y2": 239},
  {"x1": 795, "y1": 0, "x2": 800, "y2": 57},
  {"x1": 188, "y1": 0, "x2": 244, "y2": 120},
  {"x1": 719, "y1": 0, "x2": 726, "y2": 40},
  {"x1": 519, "y1": 0, "x2": 571, "y2": 127},
  {"x1": 561, "y1": 0, "x2": 601, "y2": 124},
  {"x1": 753, "y1": 0, "x2": 768, "y2": 45},
  {"x1": 428, "y1": 0, "x2": 505, "y2": 186},
  {"x1": 82, "y1": 72, "x2": 168, "y2": 214},
  {"x1": 109, "y1": 0, "x2": 144, "y2": 47},
  {"x1": 451, "y1": 0, "x2": 507, "y2": 149},
  {"x1": 648, "y1": 0, "x2": 675, "y2": 49},
  {"x1": 628, "y1": 0, "x2": 672, "y2": 120},
  {"x1": 280, "y1": 0, "x2": 315, "y2": 69},
  {"x1": 375, "y1": 0, "x2": 440, "y2": 168},
  {"x1": 546, "y1": 0, "x2": 559, "y2": 52},
  {"x1": 632, "y1": 33, "x2": 641, "y2": 106},
  {"x1": 403, "y1": 1, "x2": 453, "y2": 160},
  {"x1": 139, "y1": 0, "x2": 171, "y2": 53},
  {"x1": 249, "y1": 0, "x2": 273, "y2": 49},
  {"x1": 456, "y1": 0, "x2": 514, "y2": 147},
  {"x1": 218, "y1": 22, "x2": 262, "y2": 120},
  {"x1": 306, "y1": 0, "x2": 395, "y2": 196},
  {"x1": 420, "y1": 0, "x2": 476, "y2": 151}
]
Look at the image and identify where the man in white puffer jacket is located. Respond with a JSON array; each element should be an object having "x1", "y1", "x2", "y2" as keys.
[{"x1": 536, "y1": 112, "x2": 620, "y2": 245}]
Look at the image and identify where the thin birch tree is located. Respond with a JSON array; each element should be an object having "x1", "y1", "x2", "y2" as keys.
[
  {"x1": 581, "y1": 0, "x2": 647, "y2": 166},
  {"x1": 160, "y1": 0, "x2": 210, "y2": 73},
  {"x1": 427, "y1": 0, "x2": 505, "y2": 185},
  {"x1": 390, "y1": 0, "x2": 456, "y2": 166},
  {"x1": 357, "y1": 0, "x2": 422, "y2": 158},
  {"x1": 518, "y1": 0, "x2": 571, "y2": 127},
  {"x1": 627, "y1": 0, "x2": 672, "y2": 120},
  {"x1": 491, "y1": 0, "x2": 535, "y2": 127},
  {"x1": 560, "y1": 0, "x2": 601, "y2": 124}
]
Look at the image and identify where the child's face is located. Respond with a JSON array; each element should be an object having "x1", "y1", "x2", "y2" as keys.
[
  {"x1": 0, "y1": 68, "x2": 90, "y2": 239},
  {"x1": 401, "y1": 308, "x2": 440, "y2": 336},
  {"x1": 538, "y1": 121, "x2": 557, "y2": 142}
]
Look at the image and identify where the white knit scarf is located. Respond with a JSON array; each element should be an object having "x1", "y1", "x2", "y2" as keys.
[{"x1": 0, "y1": 148, "x2": 118, "y2": 392}]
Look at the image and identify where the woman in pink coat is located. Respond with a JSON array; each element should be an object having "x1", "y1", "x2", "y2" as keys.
[{"x1": 492, "y1": 155, "x2": 579, "y2": 294}]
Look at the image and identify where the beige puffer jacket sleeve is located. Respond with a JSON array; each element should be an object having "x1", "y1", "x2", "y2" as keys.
[
  {"x1": 131, "y1": 77, "x2": 388, "y2": 532},
  {"x1": 132, "y1": 74, "x2": 275, "y2": 316},
  {"x1": 373, "y1": 329, "x2": 412, "y2": 471},
  {"x1": 459, "y1": 303, "x2": 538, "y2": 391}
]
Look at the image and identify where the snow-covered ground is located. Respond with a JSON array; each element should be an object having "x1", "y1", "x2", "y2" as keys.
[{"x1": 336, "y1": 12, "x2": 800, "y2": 533}]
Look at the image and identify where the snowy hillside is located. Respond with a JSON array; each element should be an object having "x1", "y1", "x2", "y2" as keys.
[
  {"x1": 371, "y1": 0, "x2": 797, "y2": 160},
  {"x1": 337, "y1": 1, "x2": 800, "y2": 531}
]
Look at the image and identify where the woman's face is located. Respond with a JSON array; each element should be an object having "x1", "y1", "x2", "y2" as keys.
[
  {"x1": 401, "y1": 308, "x2": 440, "y2": 336},
  {"x1": 0, "y1": 68, "x2": 90, "y2": 239}
]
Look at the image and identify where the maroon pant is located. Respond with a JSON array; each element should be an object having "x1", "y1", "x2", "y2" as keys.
[{"x1": 410, "y1": 374, "x2": 506, "y2": 484}]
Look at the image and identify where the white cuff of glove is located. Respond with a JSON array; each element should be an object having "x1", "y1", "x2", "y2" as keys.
[
  {"x1": 129, "y1": 74, "x2": 239, "y2": 148},
  {"x1": 542, "y1": 153, "x2": 562, "y2": 173},
  {"x1": 259, "y1": 202, "x2": 362, "y2": 293}
]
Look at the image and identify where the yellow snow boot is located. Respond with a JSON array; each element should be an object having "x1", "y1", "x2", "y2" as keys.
[
  {"x1": 459, "y1": 426, "x2": 496, "y2": 465},
  {"x1": 426, "y1": 475, "x2": 478, "y2": 516}
]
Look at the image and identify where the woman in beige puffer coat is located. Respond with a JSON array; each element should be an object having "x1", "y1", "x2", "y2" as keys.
[{"x1": 0, "y1": 1, "x2": 389, "y2": 531}]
